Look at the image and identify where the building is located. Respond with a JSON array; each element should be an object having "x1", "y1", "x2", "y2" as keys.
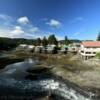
[
  {"x1": 46, "y1": 44, "x2": 56, "y2": 54},
  {"x1": 68, "y1": 43, "x2": 81, "y2": 53},
  {"x1": 80, "y1": 41, "x2": 100, "y2": 60},
  {"x1": 34, "y1": 46, "x2": 44, "y2": 53},
  {"x1": 58, "y1": 44, "x2": 68, "y2": 54},
  {"x1": 16, "y1": 44, "x2": 35, "y2": 51}
]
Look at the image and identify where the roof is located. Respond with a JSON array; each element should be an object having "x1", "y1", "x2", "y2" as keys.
[
  {"x1": 82, "y1": 41, "x2": 100, "y2": 47},
  {"x1": 19, "y1": 44, "x2": 27, "y2": 47}
]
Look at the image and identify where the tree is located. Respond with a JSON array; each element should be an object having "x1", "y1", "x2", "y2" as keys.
[
  {"x1": 96, "y1": 52, "x2": 100, "y2": 59},
  {"x1": 36, "y1": 38, "x2": 41, "y2": 46},
  {"x1": 97, "y1": 32, "x2": 100, "y2": 41},
  {"x1": 65, "y1": 36, "x2": 68, "y2": 44},
  {"x1": 42, "y1": 36, "x2": 48, "y2": 47},
  {"x1": 48, "y1": 34, "x2": 58, "y2": 45}
]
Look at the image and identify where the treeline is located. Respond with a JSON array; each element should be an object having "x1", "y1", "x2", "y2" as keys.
[
  {"x1": 1, "y1": 31, "x2": 100, "y2": 51},
  {"x1": 0, "y1": 37, "x2": 35, "y2": 50},
  {"x1": 0, "y1": 34, "x2": 81, "y2": 51}
]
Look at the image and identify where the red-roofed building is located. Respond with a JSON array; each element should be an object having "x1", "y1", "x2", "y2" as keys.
[{"x1": 80, "y1": 41, "x2": 100, "y2": 60}]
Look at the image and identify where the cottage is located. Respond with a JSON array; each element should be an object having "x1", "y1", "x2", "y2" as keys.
[
  {"x1": 34, "y1": 46, "x2": 44, "y2": 53},
  {"x1": 58, "y1": 44, "x2": 68, "y2": 54},
  {"x1": 16, "y1": 44, "x2": 35, "y2": 52},
  {"x1": 27, "y1": 45, "x2": 35, "y2": 51},
  {"x1": 46, "y1": 44, "x2": 57, "y2": 54},
  {"x1": 16, "y1": 44, "x2": 28, "y2": 51},
  {"x1": 80, "y1": 41, "x2": 100, "y2": 60},
  {"x1": 68, "y1": 43, "x2": 80, "y2": 53}
]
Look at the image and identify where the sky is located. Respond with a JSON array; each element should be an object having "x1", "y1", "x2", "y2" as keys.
[{"x1": 0, "y1": 0, "x2": 100, "y2": 40}]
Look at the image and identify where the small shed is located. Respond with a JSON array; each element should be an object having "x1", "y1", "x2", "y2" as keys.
[
  {"x1": 59, "y1": 44, "x2": 68, "y2": 54},
  {"x1": 16, "y1": 44, "x2": 28, "y2": 51},
  {"x1": 34, "y1": 46, "x2": 44, "y2": 53},
  {"x1": 46, "y1": 44, "x2": 57, "y2": 54},
  {"x1": 68, "y1": 43, "x2": 81, "y2": 53}
]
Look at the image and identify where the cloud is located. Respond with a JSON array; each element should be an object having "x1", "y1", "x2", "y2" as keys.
[
  {"x1": 74, "y1": 32, "x2": 81, "y2": 36},
  {"x1": 17, "y1": 16, "x2": 29, "y2": 24},
  {"x1": 0, "y1": 14, "x2": 12, "y2": 20},
  {"x1": 29, "y1": 27, "x2": 39, "y2": 33},
  {"x1": 46, "y1": 19, "x2": 61, "y2": 28},
  {"x1": 0, "y1": 14, "x2": 40, "y2": 38},
  {"x1": 0, "y1": 26, "x2": 25, "y2": 38},
  {"x1": 71, "y1": 17, "x2": 83, "y2": 23},
  {"x1": 0, "y1": 14, "x2": 14, "y2": 27},
  {"x1": 0, "y1": 29, "x2": 11, "y2": 38},
  {"x1": 10, "y1": 26, "x2": 24, "y2": 36},
  {"x1": 0, "y1": 14, "x2": 62, "y2": 39}
]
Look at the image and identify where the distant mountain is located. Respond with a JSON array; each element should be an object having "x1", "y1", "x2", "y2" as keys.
[{"x1": 58, "y1": 39, "x2": 81, "y2": 44}]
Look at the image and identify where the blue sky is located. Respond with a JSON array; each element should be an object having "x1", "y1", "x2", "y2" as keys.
[{"x1": 0, "y1": 0, "x2": 100, "y2": 40}]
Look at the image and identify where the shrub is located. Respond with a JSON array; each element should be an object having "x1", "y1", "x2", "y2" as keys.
[{"x1": 96, "y1": 52, "x2": 100, "y2": 59}]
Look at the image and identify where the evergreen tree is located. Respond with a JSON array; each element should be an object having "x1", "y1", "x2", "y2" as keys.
[
  {"x1": 65, "y1": 36, "x2": 68, "y2": 44},
  {"x1": 97, "y1": 32, "x2": 100, "y2": 41},
  {"x1": 48, "y1": 34, "x2": 58, "y2": 45},
  {"x1": 42, "y1": 36, "x2": 48, "y2": 47},
  {"x1": 36, "y1": 38, "x2": 41, "y2": 46}
]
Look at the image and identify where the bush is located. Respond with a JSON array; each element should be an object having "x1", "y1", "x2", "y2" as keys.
[{"x1": 96, "y1": 52, "x2": 100, "y2": 59}]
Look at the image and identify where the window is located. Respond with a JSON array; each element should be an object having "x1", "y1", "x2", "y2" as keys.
[
  {"x1": 93, "y1": 52, "x2": 96, "y2": 54},
  {"x1": 85, "y1": 52, "x2": 91, "y2": 54},
  {"x1": 81, "y1": 51, "x2": 84, "y2": 53}
]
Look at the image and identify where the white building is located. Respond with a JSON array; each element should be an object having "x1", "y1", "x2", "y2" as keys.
[
  {"x1": 16, "y1": 44, "x2": 35, "y2": 51},
  {"x1": 34, "y1": 46, "x2": 44, "y2": 53},
  {"x1": 80, "y1": 41, "x2": 100, "y2": 60},
  {"x1": 68, "y1": 43, "x2": 81, "y2": 53},
  {"x1": 46, "y1": 44, "x2": 56, "y2": 54}
]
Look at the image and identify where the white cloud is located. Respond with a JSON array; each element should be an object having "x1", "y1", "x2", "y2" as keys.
[
  {"x1": 0, "y1": 26, "x2": 25, "y2": 38},
  {"x1": 74, "y1": 32, "x2": 81, "y2": 36},
  {"x1": 10, "y1": 26, "x2": 24, "y2": 36},
  {"x1": 71, "y1": 17, "x2": 83, "y2": 23},
  {"x1": 0, "y1": 29, "x2": 11, "y2": 38},
  {"x1": 17, "y1": 16, "x2": 29, "y2": 24},
  {"x1": 29, "y1": 27, "x2": 39, "y2": 33},
  {"x1": 0, "y1": 14, "x2": 63, "y2": 39},
  {"x1": 47, "y1": 19, "x2": 61, "y2": 28},
  {"x1": 0, "y1": 26, "x2": 40, "y2": 39},
  {"x1": 0, "y1": 14, "x2": 42, "y2": 38},
  {"x1": 0, "y1": 14, "x2": 12, "y2": 20}
]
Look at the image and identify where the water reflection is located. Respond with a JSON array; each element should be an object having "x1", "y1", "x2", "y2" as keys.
[{"x1": 0, "y1": 58, "x2": 35, "y2": 79}]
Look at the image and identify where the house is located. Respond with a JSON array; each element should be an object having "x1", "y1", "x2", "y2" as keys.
[
  {"x1": 68, "y1": 43, "x2": 81, "y2": 53},
  {"x1": 46, "y1": 44, "x2": 57, "y2": 54},
  {"x1": 34, "y1": 46, "x2": 44, "y2": 53},
  {"x1": 80, "y1": 41, "x2": 100, "y2": 60},
  {"x1": 16, "y1": 44, "x2": 28, "y2": 50},
  {"x1": 58, "y1": 44, "x2": 68, "y2": 54},
  {"x1": 16, "y1": 44, "x2": 35, "y2": 52},
  {"x1": 27, "y1": 45, "x2": 35, "y2": 51}
]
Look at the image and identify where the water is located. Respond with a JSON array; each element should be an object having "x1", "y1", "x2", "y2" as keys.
[{"x1": 0, "y1": 58, "x2": 93, "y2": 100}]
